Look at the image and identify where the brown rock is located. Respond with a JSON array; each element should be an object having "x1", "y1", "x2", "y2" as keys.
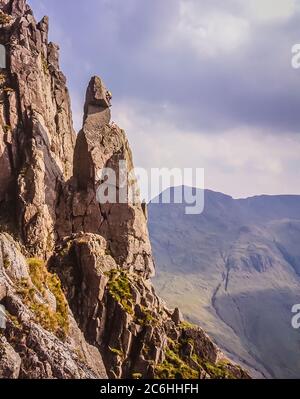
[
  {"x1": 171, "y1": 307, "x2": 183, "y2": 326},
  {"x1": 51, "y1": 233, "x2": 251, "y2": 379},
  {"x1": 70, "y1": 76, "x2": 155, "y2": 278},
  {"x1": 0, "y1": 0, "x2": 75, "y2": 257},
  {"x1": 0, "y1": 336, "x2": 21, "y2": 378},
  {"x1": 0, "y1": 232, "x2": 107, "y2": 379}
]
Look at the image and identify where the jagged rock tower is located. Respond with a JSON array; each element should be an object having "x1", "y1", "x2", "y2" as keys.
[
  {"x1": 0, "y1": 0, "x2": 250, "y2": 379},
  {"x1": 0, "y1": 0, "x2": 75, "y2": 258}
]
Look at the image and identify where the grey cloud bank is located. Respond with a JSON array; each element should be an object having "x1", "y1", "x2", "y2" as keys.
[{"x1": 29, "y1": 0, "x2": 300, "y2": 198}]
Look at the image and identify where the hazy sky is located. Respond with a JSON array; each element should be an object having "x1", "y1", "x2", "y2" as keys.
[{"x1": 29, "y1": 0, "x2": 300, "y2": 199}]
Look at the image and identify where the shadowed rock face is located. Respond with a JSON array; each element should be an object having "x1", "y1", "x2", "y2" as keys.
[
  {"x1": 0, "y1": 0, "x2": 250, "y2": 379},
  {"x1": 69, "y1": 75, "x2": 155, "y2": 279}
]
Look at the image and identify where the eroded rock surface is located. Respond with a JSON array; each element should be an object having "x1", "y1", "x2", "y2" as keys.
[
  {"x1": 0, "y1": 0, "x2": 75, "y2": 257},
  {"x1": 57, "y1": 76, "x2": 155, "y2": 279},
  {"x1": 0, "y1": 233, "x2": 107, "y2": 378},
  {"x1": 50, "y1": 233, "x2": 249, "y2": 379}
]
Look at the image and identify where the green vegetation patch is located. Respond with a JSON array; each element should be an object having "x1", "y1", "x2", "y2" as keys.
[
  {"x1": 109, "y1": 346, "x2": 124, "y2": 358},
  {"x1": 41, "y1": 54, "x2": 49, "y2": 74},
  {"x1": 3, "y1": 254, "x2": 10, "y2": 269},
  {"x1": 0, "y1": 11, "x2": 12, "y2": 25},
  {"x1": 155, "y1": 335, "x2": 236, "y2": 379},
  {"x1": 27, "y1": 258, "x2": 47, "y2": 294},
  {"x1": 105, "y1": 269, "x2": 134, "y2": 315},
  {"x1": 202, "y1": 360, "x2": 236, "y2": 379},
  {"x1": 155, "y1": 347, "x2": 200, "y2": 379},
  {"x1": 6, "y1": 311, "x2": 22, "y2": 330},
  {"x1": 179, "y1": 321, "x2": 198, "y2": 330},
  {"x1": 0, "y1": 73, "x2": 6, "y2": 85},
  {"x1": 135, "y1": 305, "x2": 158, "y2": 327},
  {"x1": 16, "y1": 258, "x2": 69, "y2": 340}
]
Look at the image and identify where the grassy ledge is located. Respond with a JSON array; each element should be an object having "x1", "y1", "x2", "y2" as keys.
[
  {"x1": 16, "y1": 258, "x2": 69, "y2": 340},
  {"x1": 105, "y1": 269, "x2": 134, "y2": 315}
]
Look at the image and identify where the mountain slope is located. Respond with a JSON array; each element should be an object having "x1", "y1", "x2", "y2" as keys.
[{"x1": 149, "y1": 187, "x2": 300, "y2": 378}]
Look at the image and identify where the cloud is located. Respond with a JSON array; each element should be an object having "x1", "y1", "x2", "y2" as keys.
[
  {"x1": 28, "y1": 0, "x2": 300, "y2": 197},
  {"x1": 245, "y1": 0, "x2": 298, "y2": 22},
  {"x1": 164, "y1": 1, "x2": 250, "y2": 56},
  {"x1": 113, "y1": 100, "x2": 300, "y2": 200},
  {"x1": 29, "y1": 0, "x2": 300, "y2": 133}
]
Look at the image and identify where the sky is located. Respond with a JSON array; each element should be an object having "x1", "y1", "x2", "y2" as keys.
[{"x1": 28, "y1": 0, "x2": 300, "y2": 200}]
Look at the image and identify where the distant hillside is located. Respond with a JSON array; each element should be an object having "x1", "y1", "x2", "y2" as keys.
[{"x1": 149, "y1": 187, "x2": 300, "y2": 378}]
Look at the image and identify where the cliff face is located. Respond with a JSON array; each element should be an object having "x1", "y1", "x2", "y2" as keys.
[
  {"x1": 0, "y1": 0, "x2": 75, "y2": 259},
  {"x1": 0, "y1": 0, "x2": 250, "y2": 379},
  {"x1": 57, "y1": 75, "x2": 155, "y2": 279}
]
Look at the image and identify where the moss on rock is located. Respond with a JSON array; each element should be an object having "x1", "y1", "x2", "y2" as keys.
[
  {"x1": 17, "y1": 258, "x2": 70, "y2": 340},
  {"x1": 105, "y1": 269, "x2": 134, "y2": 315},
  {"x1": 0, "y1": 11, "x2": 11, "y2": 25},
  {"x1": 154, "y1": 332, "x2": 238, "y2": 379}
]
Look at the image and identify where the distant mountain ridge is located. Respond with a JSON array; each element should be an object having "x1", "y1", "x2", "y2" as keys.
[{"x1": 149, "y1": 187, "x2": 300, "y2": 378}]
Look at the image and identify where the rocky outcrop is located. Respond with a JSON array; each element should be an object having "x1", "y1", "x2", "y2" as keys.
[
  {"x1": 0, "y1": 0, "x2": 75, "y2": 257},
  {"x1": 0, "y1": 336, "x2": 21, "y2": 378},
  {"x1": 56, "y1": 76, "x2": 155, "y2": 279},
  {"x1": 50, "y1": 233, "x2": 249, "y2": 379},
  {"x1": 0, "y1": 232, "x2": 107, "y2": 378},
  {"x1": 0, "y1": 0, "x2": 250, "y2": 380}
]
